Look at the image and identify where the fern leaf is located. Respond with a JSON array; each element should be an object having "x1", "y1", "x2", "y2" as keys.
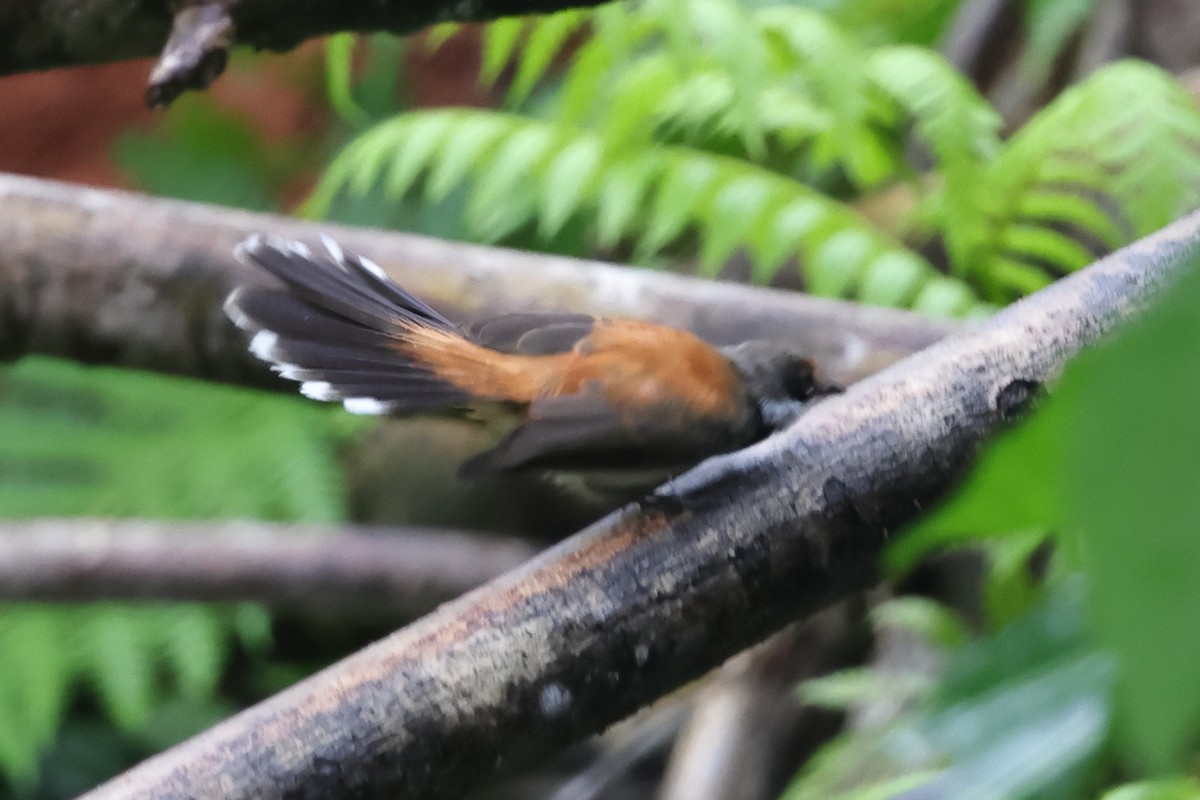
[
  {"x1": 857, "y1": 251, "x2": 929, "y2": 307},
  {"x1": 507, "y1": 10, "x2": 592, "y2": 105},
  {"x1": 758, "y1": 6, "x2": 887, "y2": 187},
  {"x1": 310, "y1": 108, "x2": 986, "y2": 312},
  {"x1": 77, "y1": 609, "x2": 158, "y2": 731},
  {"x1": 383, "y1": 113, "x2": 458, "y2": 199},
  {"x1": 538, "y1": 136, "x2": 604, "y2": 238},
  {"x1": 637, "y1": 155, "x2": 720, "y2": 258},
  {"x1": 595, "y1": 151, "x2": 663, "y2": 249},
  {"x1": 964, "y1": 60, "x2": 1200, "y2": 299},
  {"x1": 0, "y1": 609, "x2": 70, "y2": 783},
  {"x1": 696, "y1": 175, "x2": 777, "y2": 274},
  {"x1": 910, "y1": 275, "x2": 983, "y2": 318},
  {"x1": 424, "y1": 114, "x2": 510, "y2": 202},
  {"x1": 0, "y1": 357, "x2": 349, "y2": 784},
  {"x1": 161, "y1": 606, "x2": 227, "y2": 698},
  {"x1": 464, "y1": 123, "x2": 556, "y2": 240},
  {"x1": 481, "y1": 17, "x2": 528, "y2": 85},
  {"x1": 808, "y1": 230, "x2": 879, "y2": 297},
  {"x1": 867, "y1": 46, "x2": 1001, "y2": 274}
]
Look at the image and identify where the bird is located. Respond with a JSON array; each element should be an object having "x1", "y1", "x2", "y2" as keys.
[{"x1": 224, "y1": 235, "x2": 834, "y2": 491}]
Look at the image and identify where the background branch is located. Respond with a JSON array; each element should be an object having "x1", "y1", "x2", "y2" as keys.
[
  {"x1": 0, "y1": 0, "x2": 610, "y2": 81},
  {"x1": 0, "y1": 172, "x2": 956, "y2": 389},
  {"x1": 0, "y1": 518, "x2": 536, "y2": 617},
  {"x1": 79, "y1": 210, "x2": 1197, "y2": 800}
]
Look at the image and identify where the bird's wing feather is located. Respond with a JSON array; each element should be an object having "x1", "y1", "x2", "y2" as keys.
[
  {"x1": 458, "y1": 385, "x2": 744, "y2": 476},
  {"x1": 467, "y1": 312, "x2": 597, "y2": 355}
]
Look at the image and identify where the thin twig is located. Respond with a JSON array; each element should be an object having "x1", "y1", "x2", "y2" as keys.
[{"x1": 78, "y1": 210, "x2": 1199, "y2": 800}]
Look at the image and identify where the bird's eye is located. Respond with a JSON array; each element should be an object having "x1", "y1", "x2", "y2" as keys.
[{"x1": 780, "y1": 357, "x2": 817, "y2": 400}]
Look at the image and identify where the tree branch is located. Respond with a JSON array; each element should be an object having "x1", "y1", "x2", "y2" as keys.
[
  {"x1": 78, "y1": 210, "x2": 1198, "y2": 799},
  {"x1": 0, "y1": 0, "x2": 608, "y2": 87},
  {"x1": 0, "y1": 172, "x2": 955, "y2": 389},
  {"x1": 0, "y1": 518, "x2": 536, "y2": 617}
]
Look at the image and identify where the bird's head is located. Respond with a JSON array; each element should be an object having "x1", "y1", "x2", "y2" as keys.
[{"x1": 722, "y1": 340, "x2": 835, "y2": 431}]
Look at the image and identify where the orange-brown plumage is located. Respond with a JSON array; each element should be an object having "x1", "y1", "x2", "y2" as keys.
[
  {"x1": 226, "y1": 235, "x2": 828, "y2": 483},
  {"x1": 396, "y1": 319, "x2": 744, "y2": 421}
]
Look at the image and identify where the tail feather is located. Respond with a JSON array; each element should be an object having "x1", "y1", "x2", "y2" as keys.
[
  {"x1": 227, "y1": 236, "x2": 474, "y2": 414},
  {"x1": 235, "y1": 237, "x2": 401, "y2": 332}
]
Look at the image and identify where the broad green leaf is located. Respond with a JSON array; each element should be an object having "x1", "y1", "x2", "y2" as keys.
[
  {"x1": 921, "y1": 585, "x2": 1114, "y2": 800},
  {"x1": 1101, "y1": 778, "x2": 1200, "y2": 800},
  {"x1": 1065, "y1": 256, "x2": 1200, "y2": 772}
]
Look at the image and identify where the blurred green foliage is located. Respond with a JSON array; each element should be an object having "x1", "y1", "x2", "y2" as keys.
[
  {"x1": 784, "y1": 241, "x2": 1200, "y2": 797},
  {"x1": 6, "y1": 0, "x2": 1199, "y2": 796},
  {"x1": 0, "y1": 360, "x2": 347, "y2": 794},
  {"x1": 309, "y1": 0, "x2": 1200, "y2": 313}
]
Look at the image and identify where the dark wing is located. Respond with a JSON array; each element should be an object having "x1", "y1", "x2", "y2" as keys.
[
  {"x1": 458, "y1": 387, "x2": 751, "y2": 477},
  {"x1": 467, "y1": 312, "x2": 597, "y2": 355}
]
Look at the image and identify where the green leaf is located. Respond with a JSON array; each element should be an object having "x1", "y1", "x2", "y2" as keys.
[
  {"x1": 595, "y1": 152, "x2": 661, "y2": 248},
  {"x1": 909, "y1": 276, "x2": 979, "y2": 317},
  {"x1": 1065, "y1": 256, "x2": 1200, "y2": 772},
  {"x1": 465, "y1": 124, "x2": 555, "y2": 239},
  {"x1": 921, "y1": 585, "x2": 1113, "y2": 800},
  {"x1": 423, "y1": 114, "x2": 509, "y2": 202},
  {"x1": 1101, "y1": 778, "x2": 1200, "y2": 800},
  {"x1": 537, "y1": 136, "x2": 604, "y2": 238},
  {"x1": 696, "y1": 175, "x2": 776, "y2": 274},
  {"x1": 481, "y1": 17, "x2": 527, "y2": 85},
  {"x1": 637, "y1": 155, "x2": 719, "y2": 257},
  {"x1": 509, "y1": 10, "x2": 589, "y2": 105},
  {"x1": 856, "y1": 250, "x2": 927, "y2": 307},
  {"x1": 755, "y1": 200, "x2": 827, "y2": 281},
  {"x1": 324, "y1": 34, "x2": 372, "y2": 128},
  {"x1": 806, "y1": 230, "x2": 875, "y2": 297}
]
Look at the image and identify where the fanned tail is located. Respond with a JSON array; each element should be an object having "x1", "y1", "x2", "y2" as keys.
[{"x1": 225, "y1": 235, "x2": 474, "y2": 414}]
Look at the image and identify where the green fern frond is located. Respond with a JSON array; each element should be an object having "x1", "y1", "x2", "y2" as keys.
[
  {"x1": 308, "y1": 108, "x2": 986, "y2": 315},
  {"x1": 316, "y1": 0, "x2": 1199, "y2": 314},
  {"x1": 0, "y1": 358, "x2": 349, "y2": 783},
  {"x1": 958, "y1": 61, "x2": 1200, "y2": 300},
  {"x1": 866, "y1": 46, "x2": 1001, "y2": 268}
]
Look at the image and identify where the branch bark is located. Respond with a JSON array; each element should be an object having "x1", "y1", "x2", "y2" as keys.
[
  {"x1": 78, "y1": 210, "x2": 1198, "y2": 799},
  {"x1": 0, "y1": 518, "x2": 536, "y2": 617},
  {"x1": 0, "y1": 0, "x2": 608, "y2": 79},
  {"x1": 0, "y1": 172, "x2": 956, "y2": 389}
]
